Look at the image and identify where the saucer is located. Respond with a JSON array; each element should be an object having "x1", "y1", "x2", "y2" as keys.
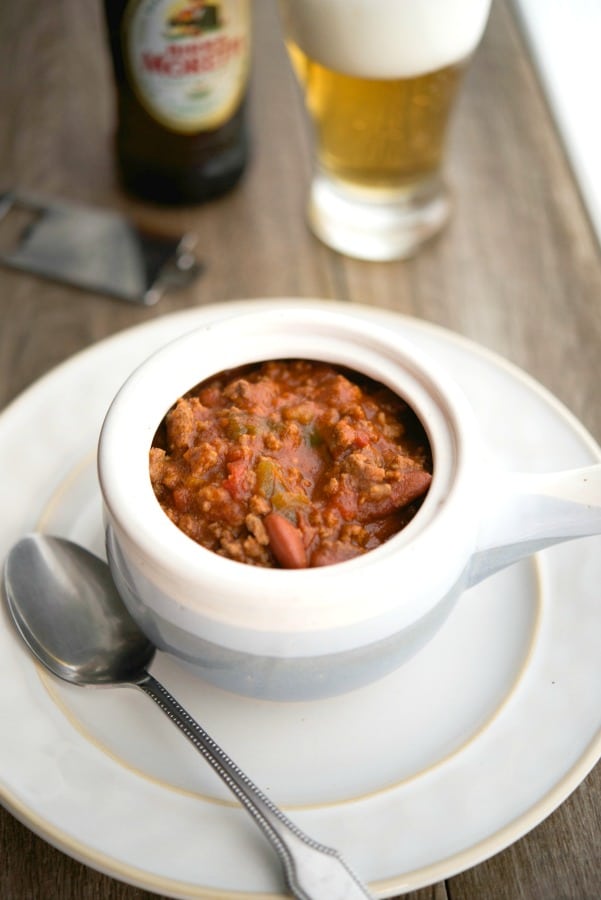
[{"x1": 1, "y1": 299, "x2": 600, "y2": 898}]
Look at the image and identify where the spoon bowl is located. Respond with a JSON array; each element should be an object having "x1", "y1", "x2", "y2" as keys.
[{"x1": 5, "y1": 534, "x2": 155, "y2": 685}]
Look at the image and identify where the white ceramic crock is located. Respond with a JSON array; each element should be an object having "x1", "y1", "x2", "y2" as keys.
[{"x1": 97, "y1": 305, "x2": 601, "y2": 700}]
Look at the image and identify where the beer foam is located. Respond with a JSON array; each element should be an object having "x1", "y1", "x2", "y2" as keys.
[{"x1": 279, "y1": 0, "x2": 492, "y2": 79}]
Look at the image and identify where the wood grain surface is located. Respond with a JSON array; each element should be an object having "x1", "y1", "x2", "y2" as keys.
[{"x1": 1, "y1": 1, "x2": 600, "y2": 898}]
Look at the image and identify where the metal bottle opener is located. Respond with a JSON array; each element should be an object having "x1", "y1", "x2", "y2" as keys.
[{"x1": 0, "y1": 191, "x2": 202, "y2": 305}]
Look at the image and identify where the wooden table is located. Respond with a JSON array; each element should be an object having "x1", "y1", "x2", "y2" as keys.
[{"x1": 1, "y1": 1, "x2": 600, "y2": 897}]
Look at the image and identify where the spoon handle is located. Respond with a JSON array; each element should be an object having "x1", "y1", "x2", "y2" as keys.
[{"x1": 137, "y1": 673, "x2": 372, "y2": 900}]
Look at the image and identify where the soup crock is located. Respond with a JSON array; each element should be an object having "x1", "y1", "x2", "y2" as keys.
[{"x1": 97, "y1": 305, "x2": 601, "y2": 700}]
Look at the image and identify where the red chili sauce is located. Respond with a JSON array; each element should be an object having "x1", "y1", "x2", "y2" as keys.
[{"x1": 149, "y1": 360, "x2": 432, "y2": 568}]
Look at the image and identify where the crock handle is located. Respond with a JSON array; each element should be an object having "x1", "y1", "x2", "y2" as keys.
[{"x1": 467, "y1": 463, "x2": 601, "y2": 586}]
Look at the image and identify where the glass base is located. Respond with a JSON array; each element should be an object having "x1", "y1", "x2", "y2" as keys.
[{"x1": 308, "y1": 172, "x2": 451, "y2": 261}]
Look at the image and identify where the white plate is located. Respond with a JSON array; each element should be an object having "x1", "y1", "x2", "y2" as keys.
[{"x1": 1, "y1": 299, "x2": 600, "y2": 899}]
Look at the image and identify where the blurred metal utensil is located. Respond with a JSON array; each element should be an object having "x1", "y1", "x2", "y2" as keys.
[{"x1": 0, "y1": 190, "x2": 202, "y2": 305}]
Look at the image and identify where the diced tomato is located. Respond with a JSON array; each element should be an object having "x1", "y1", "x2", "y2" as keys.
[{"x1": 223, "y1": 458, "x2": 250, "y2": 501}]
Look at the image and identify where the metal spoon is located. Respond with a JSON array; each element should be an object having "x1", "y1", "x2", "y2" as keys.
[{"x1": 4, "y1": 533, "x2": 373, "y2": 900}]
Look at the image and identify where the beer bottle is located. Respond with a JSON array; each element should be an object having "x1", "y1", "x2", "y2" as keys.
[{"x1": 103, "y1": 1, "x2": 252, "y2": 204}]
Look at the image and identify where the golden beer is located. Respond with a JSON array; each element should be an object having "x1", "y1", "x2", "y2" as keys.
[
  {"x1": 279, "y1": 0, "x2": 492, "y2": 259},
  {"x1": 287, "y1": 43, "x2": 467, "y2": 192}
]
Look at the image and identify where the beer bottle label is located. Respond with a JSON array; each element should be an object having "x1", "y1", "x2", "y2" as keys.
[{"x1": 124, "y1": 0, "x2": 251, "y2": 134}]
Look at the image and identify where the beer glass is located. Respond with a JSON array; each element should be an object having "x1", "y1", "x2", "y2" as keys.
[{"x1": 278, "y1": 0, "x2": 492, "y2": 260}]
